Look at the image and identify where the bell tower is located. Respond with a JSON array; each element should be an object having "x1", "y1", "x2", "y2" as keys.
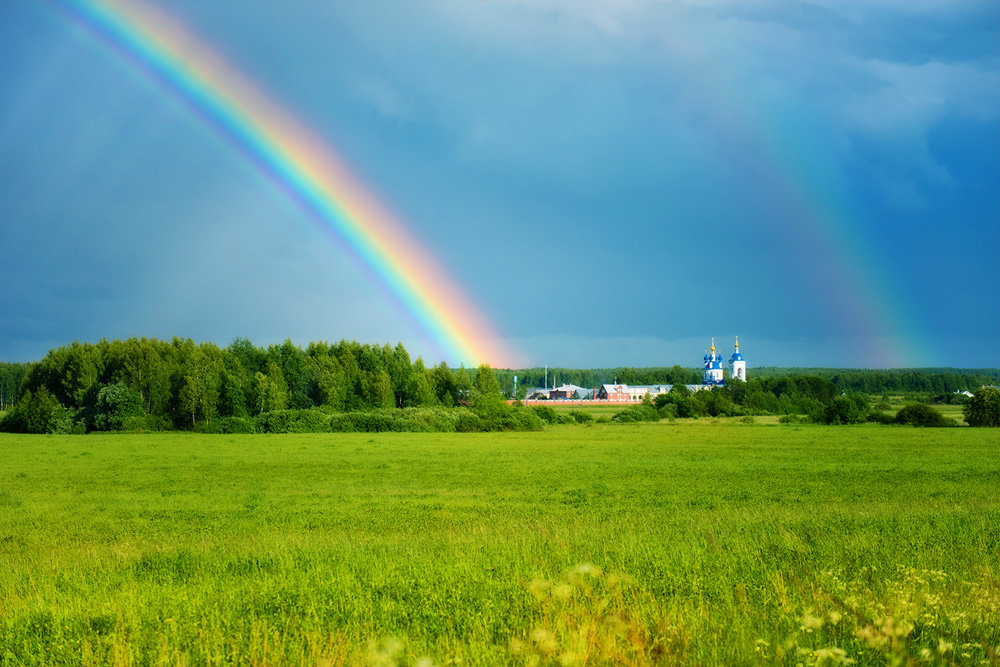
[{"x1": 729, "y1": 337, "x2": 747, "y2": 382}]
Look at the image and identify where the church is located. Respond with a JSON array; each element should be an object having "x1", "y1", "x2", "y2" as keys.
[{"x1": 703, "y1": 337, "x2": 747, "y2": 385}]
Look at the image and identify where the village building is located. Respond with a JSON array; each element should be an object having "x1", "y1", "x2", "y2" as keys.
[
  {"x1": 524, "y1": 339, "x2": 747, "y2": 402},
  {"x1": 594, "y1": 339, "x2": 748, "y2": 401},
  {"x1": 526, "y1": 383, "x2": 593, "y2": 400}
]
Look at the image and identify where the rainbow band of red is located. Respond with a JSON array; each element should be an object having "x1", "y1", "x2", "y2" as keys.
[{"x1": 61, "y1": 0, "x2": 514, "y2": 367}]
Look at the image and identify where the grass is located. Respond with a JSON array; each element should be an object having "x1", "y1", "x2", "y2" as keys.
[{"x1": 1, "y1": 423, "x2": 998, "y2": 665}]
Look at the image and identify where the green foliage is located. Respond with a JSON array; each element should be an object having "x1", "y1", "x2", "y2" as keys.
[
  {"x1": 611, "y1": 404, "x2": 660, "y2": 423},
  {"x1": 894, "y1": 403, "x2": 954, "y2": 427},
  {"x1": 0, "y1": 387, "x2": 76, "y2": 434},
  {"x1": 815, "y1": 394, "x2": 870, "y2": 425},
  {"x1": 866, "y1": 410, "x2": 895, "y2": 425},
  {"x1": 964, "y1": 387, "x2": 1000, "y2": 427},
  {"x1": 474, "y1": 363, "x2": 501, "y2": 396},
  {"x1": 0, "y1": 361, "x2": 31, "y2": 412},
  {"x1": 254, "y1": 409, "x2": 332, "y2": 434},
  {"x1": 93, "y1": 382, "x2": 144, "y2": 431},
  {"x1": 216, "y1": 416, "x2": 255, "y2": 434},
  {"x1": 530, "y1": 405, "x2": 558, "y2": 424}
]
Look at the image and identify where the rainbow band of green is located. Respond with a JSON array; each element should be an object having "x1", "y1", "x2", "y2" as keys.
[{"x1": 61, "y1": 0, "x2": 513, "y2": 367}]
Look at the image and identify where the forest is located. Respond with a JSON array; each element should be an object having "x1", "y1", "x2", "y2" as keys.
[{"x1": 0, "y1": 337, "x2": 997, "y2": 433}]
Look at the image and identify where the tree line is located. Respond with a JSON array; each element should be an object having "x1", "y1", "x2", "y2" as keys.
[
  {"x1": 0, "y1": 338, "x2": 514, "y2": 434},
  {"x1": 0, "y1": 337, "x2": 997, "y2": 433}
]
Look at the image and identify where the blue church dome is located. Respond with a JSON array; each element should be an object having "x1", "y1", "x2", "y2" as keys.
[{"x1": 730, "y1": 352, "x2": 744, "y2": 362}]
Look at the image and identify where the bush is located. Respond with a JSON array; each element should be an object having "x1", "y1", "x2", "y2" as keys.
[
  {"x1": 611, "y1": 405, "x2": 661, "y2": 423},
  {"x1": 455, "y1": 412, "x2": 484, "y2": 433},
  {"x1": 568, "y1": 410, "x2": 594, "y2": 424},
  {"x1": 657, "y1": 403, "x2": 678, "y2": 420},
  {"x1": 254, "y1": 409, "x2": 332, "y2": 433},
  {"x1": 327, "y1": 407, "x2": 495, "y2": 433},
  {"x1": 530, "y1": 406, "x2": 558, "y2": 424},
  {"x1": 815, "y1": 395, "x2": 869, "y2": 425},
  {"x1": 894, "y1": 404, "x2": 954, "y2": 427},
  {"x1": 120, "y1": 415, "x2": 171, "y2": 433},
  {"x1": 866, "y1": 411, "x2": 895, "y2": 425},
  {"x1": 216, "y1": 416, "x2": 255, "y2": 434}
]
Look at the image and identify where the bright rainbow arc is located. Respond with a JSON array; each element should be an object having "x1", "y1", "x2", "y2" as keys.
[{"x1": 60, "y1": 0, "x2": 515, "y2": 368}]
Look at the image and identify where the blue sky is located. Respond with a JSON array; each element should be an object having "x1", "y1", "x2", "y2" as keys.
[{"x1": 1, "y1": 0, "x2": 997, "y2": 368}]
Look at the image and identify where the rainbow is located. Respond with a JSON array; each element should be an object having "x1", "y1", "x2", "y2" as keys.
[{"x1": 56, "y1": 0, "x2": 515, "y2": 367}]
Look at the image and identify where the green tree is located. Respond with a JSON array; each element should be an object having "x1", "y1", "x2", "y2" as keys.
[
  {"x1": 965, "y1": 387, "x2": 1000, "y2": 427},
  {"x1": 218, "y1": 371, "x2": 249, "y2": 418},
  {"x1": 474, "y1": 364, "x2": 501, "y2": 397},
  {"x1": 362, "y1": 369, "x2": 394, "y2": 409},
  {"x1": 253, "y1": 362, "x2": 288, "y2": 414},
  {"x1": 11, "y1": 387, "x2": 75, "y2": 433},
  {"x1": 431, "y1": 362, "x2": 456, "y2": 406},
  {"x1": 403, "y1": 358, "x2": 437, "y2": 407},
  {"x1": 94, "y1": 382, "x2": 144, "y2": 431},
  {"x1": 61, "y1": 342, "x2": 99, "y2": 407}
]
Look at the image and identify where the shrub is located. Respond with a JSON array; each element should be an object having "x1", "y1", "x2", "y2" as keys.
[
  {"x1": 455, "y1": 413, "x2": 484, "y2": 433},
  {"x1": 215, "y1": 416, "x2": 254, "y2": 433},
  {"x1": 120, "y1": 415, "x2": 171, "y2": 433},
  {"x1": 506, "y1": 408, "x2": 544, "y2": 431},
  {"x1": 866, "y1": 411, "x2": 895, "y2": 425},
  {"x1": 530, "y1": 406, "x2": 558, "y2": 424},
  {"x1": 568, "y1": 410, "x2": 594, "y2": 424},
  {"x1": 288, "y1": 409, "x2": 332, "y2": 433},
  {"x1": 815, "y1": 395, "x2": 869, "y2": 425},
  {"x1": 894, "y1": 404, "x2": 954, "y2": 427},
  {"x1": 657, "y1": 403, "x2": 678, "y2": 420},
  {"x1": 611, "y1": 405, "x2": 660, "y2": 423}
]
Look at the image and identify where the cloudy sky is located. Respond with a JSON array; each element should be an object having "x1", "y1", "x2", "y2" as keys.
[{"x1": 1, "y1": 0, "x2": 997, "y2": 368}]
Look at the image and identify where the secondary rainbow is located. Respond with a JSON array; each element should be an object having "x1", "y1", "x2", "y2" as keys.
[{"x1": 57, "y1": 0, "x2": 515, "y2": 367}]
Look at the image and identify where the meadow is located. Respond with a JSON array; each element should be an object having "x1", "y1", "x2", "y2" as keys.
[{"x1": 0, "y1": 423, "x2": 998, "y2": 665}]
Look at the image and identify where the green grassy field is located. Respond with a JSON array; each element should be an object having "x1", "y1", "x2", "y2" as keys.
[{"x1": 1, "y1": 424, "x2": 998, "y2": 665}]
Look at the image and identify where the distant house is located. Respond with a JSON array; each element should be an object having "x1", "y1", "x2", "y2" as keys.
[
  {"x1": 549, "y1": 383, "x2": 590, "y2": 399},
  {"x1": 526, "y1": 384, "x2": 593, "y2": 400},
  {"x1": 596, "y1": 384, "x2": 672, "y2": 401}
]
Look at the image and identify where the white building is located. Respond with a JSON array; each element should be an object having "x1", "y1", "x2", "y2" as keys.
[
  {"x1": 729, "y1": 337, "x2": 747, "y2": 382},
  {"x1": 703, "y1": 339, "x2": 725, "y2": 385}
]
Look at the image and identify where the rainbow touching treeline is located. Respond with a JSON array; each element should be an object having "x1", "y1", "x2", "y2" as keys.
[{"x1": 57, "y1": 0, "x2": 516, "y2": 368}]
